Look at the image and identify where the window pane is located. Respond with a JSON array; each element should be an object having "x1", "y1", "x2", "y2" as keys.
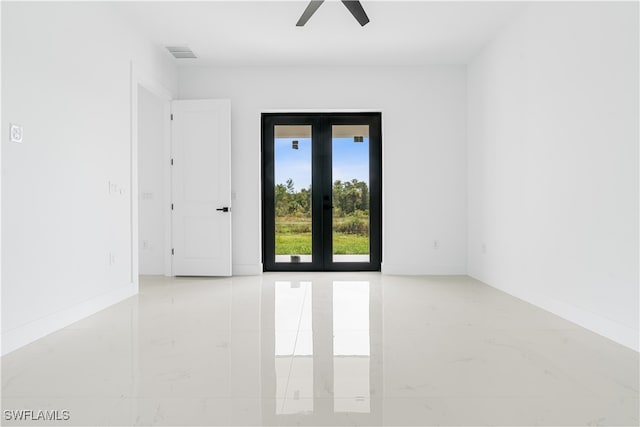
[
  {"x1": 332, "y1": 125, "x2": 370, "y2": 263},
  {"x1": 274, "y1": 125, "x2": 312, "y2": 264}
]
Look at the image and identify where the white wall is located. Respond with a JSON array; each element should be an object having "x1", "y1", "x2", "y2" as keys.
[
  {"x1": 467, "y1": 2, "x2": 639, "y2": 350},
  {"x1": 178, "y1": 66, "x2": 468, "y2": 275},
  {"x1": 138, "y1": 86, "x2": 167, "y2": 275},
  {"x1": 1, "y1": 2, "x2": 177, "y2": 354}
]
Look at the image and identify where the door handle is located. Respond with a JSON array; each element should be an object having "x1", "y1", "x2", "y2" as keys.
[
  {"x1": 216, "y1": 207, "x2": 230, "y2": 212},
  {"x1": 323, "y1": 195, "x2": 332, "y2": 210}
]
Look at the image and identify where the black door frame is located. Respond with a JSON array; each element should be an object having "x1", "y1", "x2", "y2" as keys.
[{"x1": 262, "y1": 112, "x2": 382, "y2": 271}]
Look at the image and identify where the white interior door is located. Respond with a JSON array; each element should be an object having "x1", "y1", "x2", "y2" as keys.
[{"x1": 171, "y1": 99, "x2": 231, "y2": 276}]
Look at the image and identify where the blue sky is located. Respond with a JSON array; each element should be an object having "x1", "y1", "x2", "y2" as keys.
[{"x1": 275, "y1": 137, "x2": 369, "y2": 191}]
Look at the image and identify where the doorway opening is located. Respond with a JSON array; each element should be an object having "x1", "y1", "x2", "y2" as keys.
[
  {"x1": 136, "y1": 84, "x2": 172, "y2": 278},
  {"x1": 262, "y1": 113, "x2": 382, "y2": 271}
]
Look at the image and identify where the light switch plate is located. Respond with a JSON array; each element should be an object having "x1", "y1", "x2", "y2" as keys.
[{"x1": 10, "y1": 124, "x2": 23, "y2": 143}]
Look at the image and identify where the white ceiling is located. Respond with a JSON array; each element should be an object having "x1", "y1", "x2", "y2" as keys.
[{"x1": 115, "y1": 1, "x2": 526, "y2": 67}]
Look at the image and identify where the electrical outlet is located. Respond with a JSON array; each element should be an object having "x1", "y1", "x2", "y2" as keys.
[
  {"x1": 10, "y1": 124, "x2": 23, "y2": 143},
  {"x1": 142, "y1": 240, "x2": 149, "y2": 250},
  {"x1": 433, "y1": 240, "x2": 439, "y2": 250},
  {"x1": 109, "y1": 252, "x2": 116, "y2": 265}
]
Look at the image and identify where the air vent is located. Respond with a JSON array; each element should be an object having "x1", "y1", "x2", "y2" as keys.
[{"x1": 165, "y1": 46, "x2": 197, "y2": 59}]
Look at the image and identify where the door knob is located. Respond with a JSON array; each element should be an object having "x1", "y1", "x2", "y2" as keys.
[
  {"x1": 323, "y1": 195, "x2": 332, "y2": 209},
  {"x1": 216, "y1": 207, "x2": 230, "y2": 212}
]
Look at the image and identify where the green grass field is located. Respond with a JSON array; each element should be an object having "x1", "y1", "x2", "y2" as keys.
[{"x1": 275, "y1": 216, "x2": 369, "y2": 255}]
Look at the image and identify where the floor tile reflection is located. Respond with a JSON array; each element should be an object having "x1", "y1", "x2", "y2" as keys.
[{"x1": 2, "y1": 273, "x2": 638, "y2": 426}]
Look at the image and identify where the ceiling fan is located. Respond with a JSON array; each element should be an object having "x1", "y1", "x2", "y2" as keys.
[{"x1": 296, "y1": 0, "x2": 370, "y2": 27}]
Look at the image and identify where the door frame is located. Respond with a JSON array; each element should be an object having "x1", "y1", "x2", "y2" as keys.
[
  {"x1": 261, "y1": 112, "x2": 382, "y2": 272},
  {"x1": 131, "y1": 62, "x2": 174, "y2": 281}
]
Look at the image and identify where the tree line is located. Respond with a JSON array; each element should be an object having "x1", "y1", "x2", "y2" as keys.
[{"x1": 275, "y1": 178, "x2": 369, "y2": 218}]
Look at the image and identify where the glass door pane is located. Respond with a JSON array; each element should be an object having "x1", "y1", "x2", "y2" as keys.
[
  {"x1": 331, "y1": 125, "x2": 370, "y2": 263},
  {"x1": 274, "y1": 125, "x2": 313, "y2": 264}
]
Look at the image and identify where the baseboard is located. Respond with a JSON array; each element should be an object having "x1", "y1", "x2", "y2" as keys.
[
  {"x1": 381, "y1": 263, "x2": 467, "y2": 275},
  {"x1": 232, "y1": 263, "x2": 263, "y2": 276},
  {"x1": 1, "y1": 282, "x2": 137, "y2": 356},
  {"x1": 470, "y1": 275, "x2": 639, "y2": 352}
]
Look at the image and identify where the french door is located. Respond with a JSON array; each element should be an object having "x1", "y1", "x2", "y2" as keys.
[{"x1": 262, "y1": 113, "x2": 381, "y2": 271}]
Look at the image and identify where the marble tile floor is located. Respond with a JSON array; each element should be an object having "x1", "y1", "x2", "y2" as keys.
[{"x1": 2, "y1": 273, "x2": 638, "y2": 426}]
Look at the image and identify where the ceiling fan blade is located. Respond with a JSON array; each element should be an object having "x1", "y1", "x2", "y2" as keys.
[
  {"x1": 296, "y1": 0, "x2": 325, "y2": 26},
  {"x1": 341, "y1": 0, "x2": 369, "y2": 26}
]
